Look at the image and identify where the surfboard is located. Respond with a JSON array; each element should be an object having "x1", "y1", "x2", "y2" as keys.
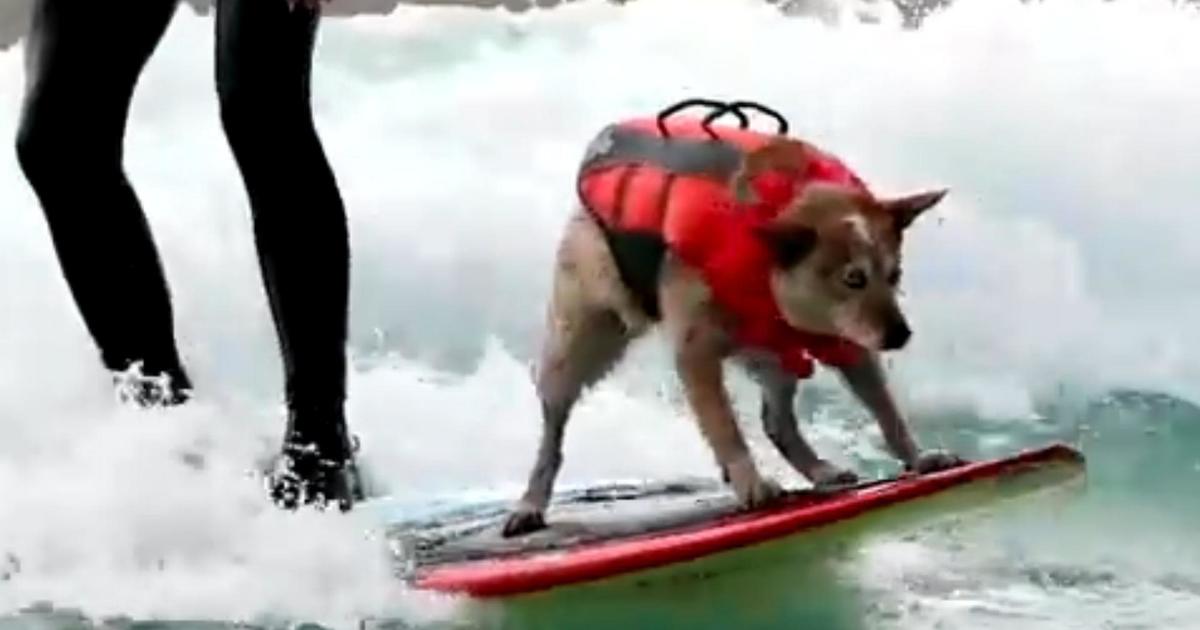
[{"x1": 380, "y1": 443, "x2": 1085, "y2": 598}]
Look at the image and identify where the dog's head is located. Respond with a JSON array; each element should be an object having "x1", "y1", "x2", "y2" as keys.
[{"x1": 731, "y1": 140, "x2": 946, "y2": 351}]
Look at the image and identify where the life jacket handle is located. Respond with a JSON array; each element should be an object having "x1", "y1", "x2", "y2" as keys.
[
  {"x1": 655, "y1": 98, "x2": 750, "y2": 139},
  {"x1": 703, "y1": 101, "x2": 789, "y2": 138},
  {"x1": 655, "y1": 98, "x2": 791, "y2": 141}
]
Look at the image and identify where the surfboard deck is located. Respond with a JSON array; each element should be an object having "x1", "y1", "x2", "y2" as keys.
[{"x1": 383, "y1": 443, "x2": 1085, "y2": 598}]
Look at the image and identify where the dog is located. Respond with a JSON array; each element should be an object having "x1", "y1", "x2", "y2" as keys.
[{"x1": 502, "y1": 106, "x2": 963, "y2": 537}]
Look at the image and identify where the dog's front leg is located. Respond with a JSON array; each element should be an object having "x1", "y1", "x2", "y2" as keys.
[
  {"x1": 677, "y1": 345, "x2": 783, "y2": 508},
  {"x1": 661, "y1": 260, "x2": 782, "y2": 508},
  {"x1": 835, "y1": 351, "x2": 964, "y2": 473},
  {"x1": 751, "y1": 361, "x2": 860, "y2": 489}
]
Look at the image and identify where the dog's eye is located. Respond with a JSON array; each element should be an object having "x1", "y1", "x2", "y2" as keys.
[
  {"x1": 842, "y1": 268, "x2": 868, "y2": 290},
  {"x1": 886, "y1": 269, "x2": 902, "y2": 286}
]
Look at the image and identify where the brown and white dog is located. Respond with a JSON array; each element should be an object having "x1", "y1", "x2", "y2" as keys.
[{"x1": 502, "y1": 113, "x2": 963, "y2": 537}]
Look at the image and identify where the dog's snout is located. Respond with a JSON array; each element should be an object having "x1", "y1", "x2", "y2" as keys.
[{"x1": 882, "y1": 322, "x2": 911, "y2": 350}]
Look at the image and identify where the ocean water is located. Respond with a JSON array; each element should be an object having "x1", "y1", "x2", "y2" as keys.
[{"x1": 1, "y1": 0, "x2": 1198, "y2": 627}]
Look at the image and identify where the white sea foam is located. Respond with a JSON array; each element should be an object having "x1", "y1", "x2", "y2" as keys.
[{"x1": 1, "y1": 0, "x2": 1198, "y2": 624}]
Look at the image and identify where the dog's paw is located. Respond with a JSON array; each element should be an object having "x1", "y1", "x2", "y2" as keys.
[
  {"x1": 755, "y1": 477, "x2": 784, "y2": 507},
  {"x1": 501, "y1": 504, "x2": 547, "y2": 538},
  {"x1": 726, "y1": 456, "x2": 783, "y2": 509},
  {"x1": 805, "y1": 460, "x2": 860, "y2": 490},
  {"x1": 906, "y1": 449, "x2": 967, "y2": 475},
  {"x1": 737, "y1": 477, "x2": 784, "y2": 509}
]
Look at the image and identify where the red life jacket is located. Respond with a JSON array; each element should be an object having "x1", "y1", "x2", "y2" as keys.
[{"x1": 576, "y1": 116, "x2": 865, "y2": 378}]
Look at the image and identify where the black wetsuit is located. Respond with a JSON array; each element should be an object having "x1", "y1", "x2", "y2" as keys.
[{"x1": 14, "y1": 0, "x2": 359, "y2": 510}]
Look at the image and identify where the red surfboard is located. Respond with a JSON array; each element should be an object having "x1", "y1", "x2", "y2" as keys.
[{"x1": 402, "y1": 443, "x2": 1085, "y2": 598}]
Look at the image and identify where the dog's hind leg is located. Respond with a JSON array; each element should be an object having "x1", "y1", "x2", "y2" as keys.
[
  {"x1": 502, "y1": 213, "x2": 641, "y2": 538},
  {"x1": 501, "y1": 308, "x2": 632, "y2": 537},
  {"x1": 745, "y1": 359, "x2": 860, "y2": 489}
]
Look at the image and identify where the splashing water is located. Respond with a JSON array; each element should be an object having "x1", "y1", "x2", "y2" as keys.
[{"x1": 1, "y1": 0, "x2": 1198, "y2": 627}]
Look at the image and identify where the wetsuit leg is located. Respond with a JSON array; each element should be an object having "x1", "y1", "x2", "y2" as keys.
[
  {"x1": 215, "y1": 0, "x2": 358, "y2": 509},
  {"x1": 14, "y1": 0, "x2": 190, "y2": 405}
]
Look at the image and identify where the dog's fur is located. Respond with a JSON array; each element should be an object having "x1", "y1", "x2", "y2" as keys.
[{"x1": 502, "y1": 137, "x2": 961, "y2": 537}]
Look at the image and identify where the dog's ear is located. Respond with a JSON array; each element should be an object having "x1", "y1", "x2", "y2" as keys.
[
  {"x1": 753, "y1": 221, "x2": 819, "y2": 269},
  {"x1": 730, "y1": 140, "x2": 811, "y2": 204},
  {"x1": 880, "y1": 189, "x2": 947, "y2": 231}
]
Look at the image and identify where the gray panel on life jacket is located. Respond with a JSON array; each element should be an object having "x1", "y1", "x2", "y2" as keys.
[{"x1": 579, "y1": 124, "x2": 744, "y2": 180}]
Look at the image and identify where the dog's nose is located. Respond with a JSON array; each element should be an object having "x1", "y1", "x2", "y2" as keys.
[{"x1": 882, "y1": 322, "x2": 912, "y2": 350}]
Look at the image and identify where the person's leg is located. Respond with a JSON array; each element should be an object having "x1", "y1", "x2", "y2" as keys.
[
  {"x1": 15, "y1": 0, "x2": 190, "y2": 406},
  {"x1": 214, "y1": 0, "x2": 357, "y2": 510}
]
